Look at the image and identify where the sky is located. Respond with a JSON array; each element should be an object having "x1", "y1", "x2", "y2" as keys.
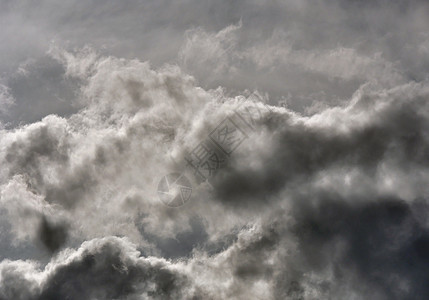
[{"x1": 0, "y1": 0, "x2": 429, "y2": 299}]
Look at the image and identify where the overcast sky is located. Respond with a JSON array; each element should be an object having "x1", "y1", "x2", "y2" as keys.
[{"x1": 1, "y1": 0, "x2": 429, "y2": 299}]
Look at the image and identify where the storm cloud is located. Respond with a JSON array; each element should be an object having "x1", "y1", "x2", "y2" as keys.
[{"x1": 0, "y1": 0, "x2": 429, "y2": 299}]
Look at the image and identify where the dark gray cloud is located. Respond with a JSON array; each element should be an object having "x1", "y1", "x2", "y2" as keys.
[
  {"x1": 37, "y1": 215, "x2": 69, "y2": 254},
  {"x1": 285, "y1": 195, "x2": 429, "y2": 299},
  {"x1": 37, "y1": 240, "x2": 190, "y2": 300},
  {"x1": 0, "y1": 0, "x2": 428, "y2": 299},
  {"x1": 212, "y1": 82, "x2": 429, "y2": 207},
  {"x1": 0, "y1": 237, "x2": 197, "y2": 300}
]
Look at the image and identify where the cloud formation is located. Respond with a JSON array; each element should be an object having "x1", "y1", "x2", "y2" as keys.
[
  {"x1": 0, "y1": 237, "x2": 194, "y2": 299},
  {"x1": 1, "y1": 1, "x2": 429, "y2": 299}
]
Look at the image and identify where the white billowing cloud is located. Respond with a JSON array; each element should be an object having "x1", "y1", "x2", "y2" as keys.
[
  {"x1": 49, "y1": 45, "x2": 100, "y2": 80},
  {"x1": 0, "y1": 176, "x2": 51, "y2": 243},
  {"x1": 0, "y1": 47, "x2": 265, "y2": 251},
  {"x1": 1, "y1": 39, "x2": 429, "y2": 298},
  {"x1": 1, "y1": 0, "x2": 429, "y2": 299},
  {"x1": 0, "y1": 46, "x2": 426, "y2": 245}
]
